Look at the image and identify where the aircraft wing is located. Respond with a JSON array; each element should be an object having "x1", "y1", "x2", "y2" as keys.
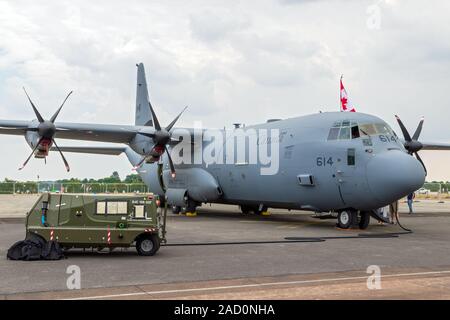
[
  {"x1": 0, "y1": 119, "x2": 154, "y2": 144},
  {"x1": 54, "y1": 122, "x2": 141, "y2": 143},
  {"x1": 421, "y1": 142, "x2": 450, "y2": 150},
  {"x1": 0, "y1": 120, "x2": 30, "y2": 135}
]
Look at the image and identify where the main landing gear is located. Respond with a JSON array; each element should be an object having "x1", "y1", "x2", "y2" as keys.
[
  {"x1": 337, "y1": 210, "x2": 370, "y2": 230},
  {"x1": 171, "y1": 199, "x2": 199, "y2": 217},
  {"x1": 240, "y1": 205, "x2": 271, "y2": 216}
]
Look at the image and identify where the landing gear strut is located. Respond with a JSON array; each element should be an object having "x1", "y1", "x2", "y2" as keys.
[{"x1": 358, "y1": 211, "x2": 371, "y2": 230}]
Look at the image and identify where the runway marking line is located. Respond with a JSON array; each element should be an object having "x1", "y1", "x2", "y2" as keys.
[{"x1": 65, "y1": 270, "x2": 450, "y2": 300}]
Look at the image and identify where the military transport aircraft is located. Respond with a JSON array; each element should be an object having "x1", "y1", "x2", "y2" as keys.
[{"x1": 1, "y1": 63, "x2": 449, "y2": 229}]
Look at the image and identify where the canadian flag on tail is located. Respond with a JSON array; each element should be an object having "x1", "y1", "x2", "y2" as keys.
[{"x1": 340, "y1": 75, "x2": 356, "y2": 112}]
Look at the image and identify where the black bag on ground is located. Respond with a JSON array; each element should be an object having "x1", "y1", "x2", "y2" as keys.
[
  {"x1": 7, "y1": 233, "x2": 64, "y2": 261},
  {"x1": 41, "y1": 241, "x2": 64, "y2": 260}
]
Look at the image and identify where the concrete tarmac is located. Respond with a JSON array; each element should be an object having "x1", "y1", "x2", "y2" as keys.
[{"x1": 1, "y1": 195, "x2": 450, "y2": 299}]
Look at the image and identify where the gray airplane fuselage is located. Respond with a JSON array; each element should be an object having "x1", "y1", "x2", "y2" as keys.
[{"x1": 126, "y1": 111, "x2": 426, "y2": 212}]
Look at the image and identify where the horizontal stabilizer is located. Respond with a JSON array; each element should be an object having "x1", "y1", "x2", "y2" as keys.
[{"x1": 49, "y1": 146, "x2": 126, "y2": 155}]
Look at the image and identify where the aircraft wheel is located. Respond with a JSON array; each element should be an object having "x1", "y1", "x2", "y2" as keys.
[
  {"x1": 337, "y1": 210, "x2": 354, "y2": 229},
  {"x1": 171, "y1": 205, "x2": 181, "y2": 214},
  {"x1": 255, "y1": 206, "x2": 269, "y2": 216},
  {"x1": 186, "y1": 199, "x2": 199, "y2": 217},
  {"x1": 240, "y1": 205, "x2": 254, "y2": 214},
  {"x1": 136, "y1": 234, "x2": 159, "y2": 256},
  {"x1": 359, "y1": 211, "x2": 371, "y2": 230}
]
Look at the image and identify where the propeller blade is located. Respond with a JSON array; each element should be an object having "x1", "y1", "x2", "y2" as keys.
[
  {"x1": 395, "y1": 115, "x2": 412, "y2": 142},
  {"x1": 22, "y1": 87, "x2": 44, "y2": 123},
  {"x1": 414, "y1": 152, "x2": 427, "y2": 175},
  {"x1": 165, "y1": 146, "x2": 176, "y2": 178},
  {"x1": 148, "y1": 102, "x2": 161, "y2": 131},
  {"x1": 166, "y1": 106, "x2": 188, "y2": 132},
  {"x1": 133, "y1": 156, "x2": 147, "y2": 170},
  {"x1": 19, "y1": 138, "x2": 43, "y2": 170},
  {"x1": 50, "y1": 91, "x2": 73, "y2": 123},
  {"x1": 52, "y1": 139, "x2": 70, "y2": 172},
  {"x1": 412, "y1": 116, "x2": 424, "y2": 141},
  {"x1": 133, "y1": 143, "x2": 157, "y2": 170}
]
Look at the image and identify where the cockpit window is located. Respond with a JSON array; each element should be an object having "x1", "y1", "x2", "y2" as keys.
[
  {"x1": 327, "y1": 127, "x2": 340, "y2": 140},
  {"x1": 374, "y1": 123, "x2": 391, "y2": 135},
  {"x1": 351, "y1": 126, "x2": 360, "y2": 139},
  {"x1": 328, "y1": 120, "x2": 359, "y2": 141},
  {"x1": 359, "y1": 124, "x2": 376, "y2": 135},
  {"x1": 328, "y1": 121, "x2": 397, "y2": 141},
  {"x1": 339, "y1": 127, "x2": 350, "y2": 140}
]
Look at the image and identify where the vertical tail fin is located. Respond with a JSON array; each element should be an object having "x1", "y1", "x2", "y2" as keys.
[{"x1": 135, "y1": 63, "x2": 154, "y2": 126}]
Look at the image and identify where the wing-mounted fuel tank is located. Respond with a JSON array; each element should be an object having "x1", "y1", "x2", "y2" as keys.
[{"x1": 163, "y1": 168, "x2": 222, "y2": 206}]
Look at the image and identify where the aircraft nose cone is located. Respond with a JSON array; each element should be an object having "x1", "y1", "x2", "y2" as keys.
[{"x1": 366, "y1": 151, "x2": 425, "y2": 205}]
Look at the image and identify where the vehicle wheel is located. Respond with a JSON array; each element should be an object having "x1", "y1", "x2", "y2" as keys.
[
  {"x1": 359, "y1": 211, "x2": 371, "y2": 230},
  {"x1": 337, "y1": 210, "x2": 353, "y2": 229},
  {"x1": 171, "y1": 205, "x2": 181, "y2": 214},
  {"x1": 136, "y1": 235, "x2": 160, "y2": 256}
]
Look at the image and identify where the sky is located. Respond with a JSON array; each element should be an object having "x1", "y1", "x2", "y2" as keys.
[{"x1": 0, "y1": 0, "x2": 449, "y2": 182}]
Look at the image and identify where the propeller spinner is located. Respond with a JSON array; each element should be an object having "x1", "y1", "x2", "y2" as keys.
[
  {"x1": 395, "y1": 115, "x2": 427, "y2": 175},
  {"x1": 19, "y1": 88, "x2": 72, "y2": 172}
]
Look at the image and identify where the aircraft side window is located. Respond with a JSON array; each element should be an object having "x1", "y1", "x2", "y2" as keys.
[
  {"x1": 327, "y1": 128, "x2": 340, "y2": 140},
  {"x1": 339, "y1": 127, "x2": 350, "y2": 140},
  {"x1": 347, "y1": 148, "x2": 356, "y2": 166},
  {"x1": 351, "y1": 126, "x2": 360, "y2": 139}
]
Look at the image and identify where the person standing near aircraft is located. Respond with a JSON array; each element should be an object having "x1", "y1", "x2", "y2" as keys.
[
  {"x1": 389, "y1": 200, "x2": 399, "y2": 224},
  {"x1": 407, "y1": 192, "x2": 415, "y2": 214}
]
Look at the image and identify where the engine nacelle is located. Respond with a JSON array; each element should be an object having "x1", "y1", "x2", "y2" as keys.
[
  {"x1": 163, "y1": 168, "x2": 222, "y2": 204},
  {"x1": 25, "y1": 131, "x2": 52, "y2": 158}
]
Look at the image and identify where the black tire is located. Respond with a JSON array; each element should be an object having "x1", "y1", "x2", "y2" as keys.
[
  {"x1": 359, "y1": 211, "x2": 371, "y2": 230},
  {"x1": 337, "y1": 210, "x2": 353, "y2": 229},
  {"x1": 136, "y1": 234, "x2": 160, "y2": 256},
  {"x1": 171, "y1": 205, "x2": 181, "y2": 214},
  {"x1": 240, "y1": 205, "x2": 254, "y2": 214},
  {"x1": 254, "y1": 205, "x2": 268, "y2": 215}
]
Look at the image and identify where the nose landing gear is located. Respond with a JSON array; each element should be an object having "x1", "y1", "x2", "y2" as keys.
[{"x1": 337, "y1": 210, "x2": 371, "y2": 230}]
